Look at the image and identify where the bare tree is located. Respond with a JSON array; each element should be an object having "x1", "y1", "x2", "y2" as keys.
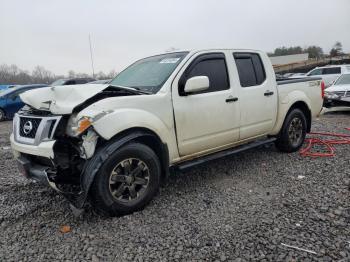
[
  {"x1": 0, "y1": 63, "x2": 116, "y2": 85},
  {"x1": 107, "y1": 70, "x2": 118, "y2": 79}
]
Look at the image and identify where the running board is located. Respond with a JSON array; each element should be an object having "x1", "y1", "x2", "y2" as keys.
[{"x1": 175, "y1": 137, "x2": 276, "y2": 171}]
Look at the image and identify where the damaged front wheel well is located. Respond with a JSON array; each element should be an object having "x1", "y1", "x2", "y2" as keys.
[
  {"x1": 105, "y1": 127, "x2": 170, "y2": 183},
  {"x1": 78, "y1": 127, "x2": 170, "y2": 209}
]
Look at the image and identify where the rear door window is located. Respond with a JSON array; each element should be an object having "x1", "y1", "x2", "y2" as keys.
[
  {"x1": 322, "y1": 67, "x2": 341, "y2": 74},
  {"x1": 233, "y1": 53, "x2": 266, "y2": 87}
]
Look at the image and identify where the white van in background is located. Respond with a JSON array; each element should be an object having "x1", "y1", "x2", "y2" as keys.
[{"x1": 290, "y1": 65, "x2": 350, "y2": 87}]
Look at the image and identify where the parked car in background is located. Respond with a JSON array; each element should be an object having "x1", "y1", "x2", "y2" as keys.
[
  {"x1": 324, "y1": 73, "x2": 350, "y2": 107},
  {"x1": 51, "y1": 77, "x2": 96, "y2": 86},
  {"x1": 288, "y1": 73, "x2": 305, "y2": 78},
  {"x1": 290, "y1": 65, "x2": 350, "y2": 87},
  {"x1": 0, "y1": 85, "x2": 17, "y2": 92},
  {"x1": 88, "y1": 79, "x2": 112, "y2": 84},
  {"x1": 282, "y1": 73, "x2": 295, "y2": 78},
  {"x1": 0, "y1": 84, "x2": 48, "y2": 121},
  {"x1": 275, "y1": 73, "x2": 283, "y2": 79}
]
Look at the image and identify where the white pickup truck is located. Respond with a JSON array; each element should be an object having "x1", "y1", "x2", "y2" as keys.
[{"x1": 11, "y1": 49, "x2": 324, "y2": 216}]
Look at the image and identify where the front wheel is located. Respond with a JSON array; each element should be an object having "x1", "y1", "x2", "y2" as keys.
[
  {"x1": 90, "y1": 142, "x2": 161, "y2": 217},
  {"x1": 275, "y1": 108, "x2": 307, "y2": 152}
]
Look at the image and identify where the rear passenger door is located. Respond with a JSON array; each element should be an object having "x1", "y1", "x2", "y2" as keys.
[{"x1": 233, "y1": 52, "x2": 278, "y2": 140}]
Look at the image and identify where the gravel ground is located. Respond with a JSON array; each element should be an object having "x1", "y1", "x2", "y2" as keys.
[{"x1": 0, "y1": 113, "x2": 350, "y2": 261}]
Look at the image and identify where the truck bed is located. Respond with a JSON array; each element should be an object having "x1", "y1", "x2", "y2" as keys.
[{"x1": 276, "y1": 77, "x2": 322, "y2": 85}]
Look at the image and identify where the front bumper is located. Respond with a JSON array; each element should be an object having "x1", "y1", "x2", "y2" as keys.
[
  {"x1": 323, "y1": 98, "x2": 350, "y2": 108},
  {"x1": 14, "y1": 144, "x2": 85, "y2": 212},
  {"x1": 10, "y1": 134, "x2": 55, "y2": 159},
  {"x1": 16, "y1": 155, "x2": 51, "y2": 185}
]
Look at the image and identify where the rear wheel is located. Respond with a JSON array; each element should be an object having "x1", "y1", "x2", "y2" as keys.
[
  {"x1": 90, "y1": 142, "x2": 161, "y2": 217},
  {"x1": 0, "y1": 109, "x2": 5, "y2": 121},
  {"x1": 275, "y1": 108, "x2": 307, "y2": 152}
]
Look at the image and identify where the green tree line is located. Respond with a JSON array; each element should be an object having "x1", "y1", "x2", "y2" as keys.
[{"x1": 269, "y1": 41, "x2": 345, "y2": 59}]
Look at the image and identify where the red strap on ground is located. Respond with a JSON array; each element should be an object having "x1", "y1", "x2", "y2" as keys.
[{"x1": 300, "y1": 128, "x2": 350, "y2": 157}]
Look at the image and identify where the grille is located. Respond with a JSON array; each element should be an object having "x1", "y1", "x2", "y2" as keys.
[
  {"x1": 48, "y1": 120, "x2": 57, "y2": 138},
  {"x1": 19, "y1": 117, "x2": 42, "y2": 139}
]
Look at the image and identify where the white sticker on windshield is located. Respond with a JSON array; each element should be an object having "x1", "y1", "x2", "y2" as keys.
[{"x1": 159, "y1": 58, "x2": 180, "y2": 64}]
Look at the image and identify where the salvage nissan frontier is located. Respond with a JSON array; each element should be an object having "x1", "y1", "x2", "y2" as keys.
[{"x1": 11, "y1": 49, "x2": 324, "y2": 216}]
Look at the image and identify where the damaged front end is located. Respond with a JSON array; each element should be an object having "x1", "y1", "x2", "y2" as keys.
[
  {"x1": 12, "y1": 106, "x2": 102, "y2": 211},
  {"x1": 12, "y1": 85, "x2": 150, "y2": 214}
]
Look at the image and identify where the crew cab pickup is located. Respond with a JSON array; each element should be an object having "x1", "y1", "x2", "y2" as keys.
[{"x1": 11, "y1": 49, "x2": 324, "y2": 216}]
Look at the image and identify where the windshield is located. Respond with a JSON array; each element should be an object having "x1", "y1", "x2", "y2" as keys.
[
  {"x1": 51, "y1": 79, "x2": 67, "y2": 86},
  {"x1": 109, "y1": 52, "x2": 189, "y2": 93},
  {"x1": 334, "y1": 74, "x2": 350, "y2": 85}
]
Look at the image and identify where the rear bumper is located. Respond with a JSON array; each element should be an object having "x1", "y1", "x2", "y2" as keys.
[{"x1": 10, "y1": 134, "x2": 55, "y2": 159}]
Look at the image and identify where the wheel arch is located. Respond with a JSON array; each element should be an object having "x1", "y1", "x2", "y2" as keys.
[
  {"x1": 287, "y1": 101, "x2": 312, "y2": 132},
  {"x1": 107, "y1": 127, "x2": 170, "y2": 182},
  {"x1": 271, "y1": 98, "x2": 313, "y2": 136},
  {"x1": 77, "y1": 127, "x2": 170, "y2": 209}
]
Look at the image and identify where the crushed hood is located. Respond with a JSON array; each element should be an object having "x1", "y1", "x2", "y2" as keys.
[{"x1": 20, "y1": 84, "x2": 108, "y2": 114}]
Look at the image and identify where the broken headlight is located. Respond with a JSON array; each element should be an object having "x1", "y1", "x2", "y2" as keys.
[{"x1": 66, "y1": 115, "x2": 93, "y2": 137}]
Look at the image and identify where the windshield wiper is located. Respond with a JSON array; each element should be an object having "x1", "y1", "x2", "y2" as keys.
[{"x1": 108, "y1": 84, "x2": 152, "y2": 95}]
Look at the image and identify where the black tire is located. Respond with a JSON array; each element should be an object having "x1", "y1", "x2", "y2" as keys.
[
  {"x1": 275, "y1": 108, "x2": 307, "y2": 153},
  {"x1": 90, "y1": 142, "x2": 161, "y2": 217},
  {"x1": 0, "y1": 108, "x2": 5, "y2": 122}
]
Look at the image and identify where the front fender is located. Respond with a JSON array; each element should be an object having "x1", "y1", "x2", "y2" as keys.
[{"x1": 91, "y1": 109, "x2": 171, "y2": 142}]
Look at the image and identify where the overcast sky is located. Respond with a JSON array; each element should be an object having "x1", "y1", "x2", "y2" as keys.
[{"x1": 0, "y1": 0, "x2": 349, "y2": 75}]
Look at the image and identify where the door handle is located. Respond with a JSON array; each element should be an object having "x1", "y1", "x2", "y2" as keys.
[
  {"x1": 264, "y1": 91, "x2": 274, "y2": 96},
  {"x1": 225, "y1": 97, "x2": 238, "y2": 103}
]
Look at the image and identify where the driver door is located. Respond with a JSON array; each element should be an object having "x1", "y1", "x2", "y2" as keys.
[{"x1": 172, "y1": 52, "x2": 240, "y2": 157}]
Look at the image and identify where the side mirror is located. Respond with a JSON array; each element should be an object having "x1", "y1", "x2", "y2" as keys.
[{"x1": 184, "y1": 76, "x2": 209, "y2": 94}]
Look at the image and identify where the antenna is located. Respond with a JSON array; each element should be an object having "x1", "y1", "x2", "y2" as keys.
[{"x1": 89, "y1": 34, "x2": 95, "y2": 78}]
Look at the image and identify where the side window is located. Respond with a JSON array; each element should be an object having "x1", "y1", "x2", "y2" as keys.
[
  {"x1": 308, "y1": 69, "x2": 322, "y2": 76},
  {"x1": 75, "y1": 79, "x2": 85, "y2": 84},
  {"x1": 323, "y1": 67, "x2": 341, "y2": 74},
  {"x1": 233, "y1": 53, "x2": 266, "y2": 87},
  {"x1": 65, "y1": 80, "x2": 76, "y2": 85},
  {"x1": 179, "y1": 53, "x2": 229, "y2": 95}
]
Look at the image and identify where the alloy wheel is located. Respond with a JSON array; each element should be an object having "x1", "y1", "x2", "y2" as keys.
[{"x1": 108, "y1": 158, "x2": 150, "y2": 203}]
